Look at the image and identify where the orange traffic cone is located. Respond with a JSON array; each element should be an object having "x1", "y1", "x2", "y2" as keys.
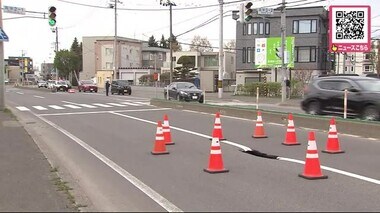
[
  {"x1": 204, "y1": 137, "x2": 229, "y2": 173},
  {"x1": 211, "y1": 112, "x2": 226, "y2": 141},
  {"x1": 151, "y1": 121, "x2": 169, "y2": 155},
  {"x1": 252, "y1": 111, "x2": 267, "y2": 138},
  {"x1": 322, "y1": 117, "x2": 344, "y2": 154},
  {"x1": 163, "y1": 114, "x2": 175, "y2": 145},
  {"x1": 299, "y1": 131, "x2": 328, "y2": 180},
  {"x1": 282, "y1": 113, "x2": 300, "y2": 146}
]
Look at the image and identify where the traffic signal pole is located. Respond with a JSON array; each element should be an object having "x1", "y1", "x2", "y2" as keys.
[
  {"x1": 218, "y1": 0, "x2": 224, "y2": 99},
  {"x1": 0, "y1": 0, "x2": 4, "y2": 110},
  {"x1": 280, "y1": 0, "x2": 287, "y2": 103}
]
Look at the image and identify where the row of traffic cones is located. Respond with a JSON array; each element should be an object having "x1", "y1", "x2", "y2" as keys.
[{"x1": 151, "y1": 114, "x2": 174, "y2": 155}]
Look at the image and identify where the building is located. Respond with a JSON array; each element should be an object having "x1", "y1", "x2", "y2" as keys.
[
  {"x1": 161, "y1": 51, "x2": 236, "y2": 92},
  {"x1": 82, "y1": 36, "x2": 169, "y2": 88},
  {"x1": 235, "y1": 6, "x2": 330, "y2": 85},
  {"x1": 40, "y1": 62, "x2": 55, "y2": 80},
  {"x1": 5, "y1": 56, "x2": 34, "y2": 83}
]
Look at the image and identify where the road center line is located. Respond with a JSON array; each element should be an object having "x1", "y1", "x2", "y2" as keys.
[
  {"x1": 110, "y1": 112, "x2": 380, "y2": 185},
  {"x1": 34, "y1": 113, "x2": 183, "y2": 212}
]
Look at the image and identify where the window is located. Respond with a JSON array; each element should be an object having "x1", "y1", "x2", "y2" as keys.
[
  {"x1": 142, "y1": 53, "x2": 150, "y2": 60},
  {"x1": 105, "y1": 48, "x2": 113, "y2": 56},
  {"x1": 247, "y1": 23, "x2": 252, "y2": 35},
  {"x1": 295, "y1": 46, "x2": 316, "y2": 62},
  {"x1": 242, "y1": 48, "x2": 246, "y2": 63},
  {"x1": 318, "y1": 80, "x2": 351, "y2": 91},
  {"x1": 247, "y1": 47, "x2": 251, "y2": 63},
  {"x1": 204, "y1": 55, "x2": 218, "y2": 67},
  {"x1": 364, "y1": 65, "x2": 372, "y2": 72},
  {"x1": 106, "y1": 62, "x2": 113, "y2": 69},
  {"x1": 293, "y1": 20, "x2": 317, "y2": 34},
  {"x1": 265, "y1": 22, "x2": 270, "y2": 35},
  {"x1": 253, "y1": 23, "x2": 258, "y2": 35},
  {"x1": 364, "y1": 53, "x2": 371, "y2": 60},
  {"x1": 259, "y1": 22, "x2": 264, "y2": 35},
  {"x1": 243, "y1": 23, "x2": 247, "y2": 35},
  {"x1": 251, "y1": 47, "x2": 255, "y2": 63}
]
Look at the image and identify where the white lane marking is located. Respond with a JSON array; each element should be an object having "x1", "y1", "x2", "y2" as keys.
[
  {"x1": 110, "y1": 112, "x2": 252, "y2": 152},
  {"x1": 107, "y1": 103, "x2": 126, "y2": 107},
  {"x1": 49, "y1": 105, "x2": 65, "y2": 110},
  {"x1": 33, "y1": 95, "x2": 45, "y2": 99},
  {"x1": 93, "y1": 103, "x2": 113, "y2": 108},
  {"x1": 16, "y1": 92, "x2": 24, "y2": 95},
  {"x1": 78, "y1": 104, "x2": 97, "y2": 109},
  {"x1": 34, "y1": 114, "x2": 183, "y2": 212},
  {"x1": 110, "y1": 111, "x2": 380, "y2": 185},
  {"x1": 16, "y1": 106, "x2": 30, "y2": 111},
  {"x1": 64, "y1": 104, "x2": 82, "y2": 109},
  {"x1": 120, "y1": 102, "x2": 140, "y2": 106},
  {"x1": 38, "y1": 108, "x2": 171, "y2": 117},
  {"x1": 278, "y1": 157, "x2": 380, "y2": 185},
  {"x1": 33, "y1": 106, "x2": 48, "y2": 110}
]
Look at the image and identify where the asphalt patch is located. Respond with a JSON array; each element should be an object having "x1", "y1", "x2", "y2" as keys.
[{"x1": 240, "y1": 149, "x2": 279, "y2": 159}]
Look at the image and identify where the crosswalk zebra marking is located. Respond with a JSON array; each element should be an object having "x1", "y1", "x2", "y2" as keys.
[
  {"x1": 48, "y1": 105, "x2": 65, "y2": 110},
  {"x1": 107, "y1": 103, "x2": 126, "y2": 107},
  {"x1": 120, "y1": 102, "x2": 140, "y2": 106},
  {"x1": 93, "y1": 103, "x2": 113, "y2": 108},
  {"x1": 133, "y1": 101, "x2": 150, "y2": 105},
  {"x1": 33, "y1": 106, "x2": 48, "y2": 110},
  {"x1": 64, "y1": 105, "x2": 82, "y2": 109},
  {"x1": 16, "y1": 106, "x2": 30, "y2": 111},
  {"x1": 77, "y1": 104, "x2": 98, "y2": 108}
]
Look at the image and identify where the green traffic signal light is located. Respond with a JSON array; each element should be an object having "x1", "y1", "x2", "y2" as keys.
[{"x1": 48, "y1": 6, "x2": 56, "y2": 27}]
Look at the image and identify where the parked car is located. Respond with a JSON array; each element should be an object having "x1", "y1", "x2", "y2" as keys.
[
  {"x1": 111, "y1": 79, "x2": 132, "y2": 95},
  {"x1": 363, "y1": 73, "x2": 380, "y2": 79},
  {"x1": 78, "y1": 80, "x2": 98, "y2": 93},
  {"x1": 37, "y1": 80, "x2": 47, "y2": 88},
  {"x1": 164, "y1": 82, "x2": 204, "y2": 103},
  {"x1": 301, "y1": 76, "x2": 380, "y2": 121},
  {"x1": 4, "y1": 79, "x2": 9, "y2": 84}
]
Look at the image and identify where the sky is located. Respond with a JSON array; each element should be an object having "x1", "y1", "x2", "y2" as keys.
[{"x1": 2, "y1": 0, "x2": 379, "y2": 70}]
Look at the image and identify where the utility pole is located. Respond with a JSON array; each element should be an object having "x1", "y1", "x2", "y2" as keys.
[
  {"x1": 280, "y1": 0, "x2": 287, "y2": 102},
  {"x1": 160, "y1": 0, "x2": 176, "y2": 84},
  {"x1": 0, "y1": 0, "x2": 4, "y2": 110},
  {"x1": 55, "y1": 27, "x2": 59, "y2": 81},
  {"x1": 112, "y1": 0, "x2": 119, "y2": 80},
  {"x1": 218, "y1": 0, "x2": 224, "y2": 98}
]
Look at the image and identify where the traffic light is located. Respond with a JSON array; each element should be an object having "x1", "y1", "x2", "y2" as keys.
[
  {"x1": 48, "y1": 6, "x2": 56, "y2": 27},
  {"x1": 244, "y1": 2, "x2": 253, "y2": 22}
]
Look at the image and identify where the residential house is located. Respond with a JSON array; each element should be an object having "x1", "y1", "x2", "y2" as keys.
[{"x1": 235, "y1": 6, "x2": 330, "y2": 85}]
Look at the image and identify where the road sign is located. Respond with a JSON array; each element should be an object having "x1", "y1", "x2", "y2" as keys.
[
  {"x1": 3, "y1": 6, "x2": 26, "y2": 15},
  {"x1": 0, "y1": 28, "x2": 9, "y2": 42},
  {"x1": 329, "y1": 5, "x2": 371, "y2": 53},
  {"x1": 257, "y1": 7, "x2": 274, "y2": 15}
]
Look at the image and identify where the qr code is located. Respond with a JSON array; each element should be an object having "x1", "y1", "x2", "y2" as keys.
[{"x1": 335, "y1": 10, "x2": 365, "y2": 40}]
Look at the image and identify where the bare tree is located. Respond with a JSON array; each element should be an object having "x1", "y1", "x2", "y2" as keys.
[
  {"x1": 189, "y1": 35, "x2": 213, "y2": 52},
  {"x1": 224, "y1": 40, "x2": 236, "y2": 52},
  {"x1": 292, "y1": 69, "x2": 314, "y2": 97}
]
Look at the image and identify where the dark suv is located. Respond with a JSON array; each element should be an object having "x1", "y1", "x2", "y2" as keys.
[
  {"x1": 111, "y1": 80, "x2": 132, "y2": 95},
  {"x1": 301, "y1": 76, "x2": 380, "y2": 121}
]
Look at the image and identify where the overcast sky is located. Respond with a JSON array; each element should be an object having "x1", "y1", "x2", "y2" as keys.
[{"x1": 2, "y1": 0, "x2": 379, "y2": 69}]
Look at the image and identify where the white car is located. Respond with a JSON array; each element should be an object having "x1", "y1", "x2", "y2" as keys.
[
  {"x1": 37, "y1": 80, "x2": 47, "y2": 88},
  {"x1": 47, "y1": 80, "x2": 56, "y2": 89}
]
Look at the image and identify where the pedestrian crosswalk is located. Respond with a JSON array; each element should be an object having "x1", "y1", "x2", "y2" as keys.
[{"x1": 15, "y1": 101, "x2": 150, "y2": 112}]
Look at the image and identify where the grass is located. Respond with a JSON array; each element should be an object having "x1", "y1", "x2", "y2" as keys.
[
  {"x1": 3, "y1": 107, "x2": 17, "y2": 119},
  {"x1": 50, "y1": 167, "x2": 87, "y2": 211}
]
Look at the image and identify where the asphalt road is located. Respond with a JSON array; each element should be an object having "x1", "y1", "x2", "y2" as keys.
[{"x1": 4, "y1": 86, "x2": 380, "y2": 212}]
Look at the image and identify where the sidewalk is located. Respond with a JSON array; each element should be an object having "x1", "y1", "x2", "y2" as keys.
[{"x1": 0, "y1": 109, "x2": 77, "y2": 212}]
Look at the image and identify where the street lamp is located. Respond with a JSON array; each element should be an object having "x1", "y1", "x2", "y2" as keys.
[
  {"x1": 109, "y1": 0, "x2": 122, "y2": 80},
  {"x1": 160, "y1": 0, "x2": 176, "y2": 84}
]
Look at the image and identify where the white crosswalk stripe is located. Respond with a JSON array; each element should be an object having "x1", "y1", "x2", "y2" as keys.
[
  {"x1": 92, "y1": 103, "x2": 113, "y2": 108},
  {"x1": 16, "y1": 106, "x2": 30, "y2": 111},
  {"x1": 78, "y1": 104, "x2": 98, "y2": 108},
  {"x1": 64, "y1": 104, "x2": 82, "y2": 109},
  {"x1": 49, "y1": 105, "x2": 65, "y2": 110},
  {"x1": 133, "y1": 101, "x2": 150, "y2": 105},
  {"x1": 107, "y1": 103, "x2": 126, "y2": 107},
  {"x1": 33, "y1": 106, "x2": 48, "y2": 110},
  {"x1": 120, "y1": 102, "x2": 141, "y2": 106}
]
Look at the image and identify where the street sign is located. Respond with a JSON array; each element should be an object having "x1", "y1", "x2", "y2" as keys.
[
  {"x1": 0, "y1": 28, "x2": 9, "y2": 42},
  {"x1": 329, "y1": 5, "x2": 371, "y2": 53},
  {"x1": 3, "y1": 6, "x2": 26, "y2": 15},
  {"x1": 257, "y1": 7, "x2": 274, "y2": 15}
]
